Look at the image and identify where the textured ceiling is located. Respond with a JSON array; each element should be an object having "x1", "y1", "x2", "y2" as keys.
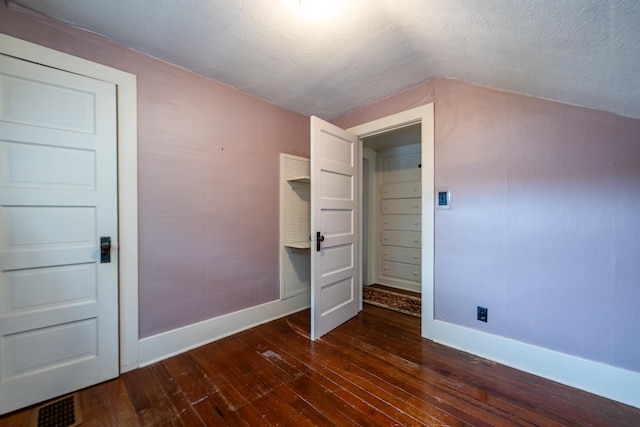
[{"x1": 12, "y1": 0, "x2": 640, "y2": 120}]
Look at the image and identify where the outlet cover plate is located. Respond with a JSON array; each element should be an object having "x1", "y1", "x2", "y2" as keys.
[{"x1": 477, "y1": 306, "x2": 488, "y2": 322}]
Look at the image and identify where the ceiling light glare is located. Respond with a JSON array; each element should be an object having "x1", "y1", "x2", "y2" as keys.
[{"x1": 298, "y1": 0, "x2": 337, "y2": 21}]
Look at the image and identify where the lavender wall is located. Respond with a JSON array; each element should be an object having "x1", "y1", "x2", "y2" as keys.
[
  {"x1": 4, "y1": 3, "x2": 639, "y2": 372},
  {"x1": 0, "y1": 4, "x2": 310, "y2": 338},
  {"x1": 335, "y1": 78, "x2": 640, "y2": 373}
]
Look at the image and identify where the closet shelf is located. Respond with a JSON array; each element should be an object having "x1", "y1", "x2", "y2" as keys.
[
  {"x1": 280, "y1": 153, "x2": 311, "y2": 300},
  {"x1": 287, "y1": 175, "x2": 310, "y2": 183},
  {"x1": 285, "y1": 241, "x2": 311, "y2": 249}
]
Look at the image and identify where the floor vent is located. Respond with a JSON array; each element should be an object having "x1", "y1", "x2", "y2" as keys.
[{"x1": 33, "y1": 393, "x2": 83, "y2": 427}]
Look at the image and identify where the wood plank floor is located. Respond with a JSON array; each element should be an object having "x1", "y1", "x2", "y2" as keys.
[{"x1": 2, "y1": 305, "x2": 640, "y2": 426}]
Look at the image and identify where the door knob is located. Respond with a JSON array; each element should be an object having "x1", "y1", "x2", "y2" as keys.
[
  {"x1": 316, "y1": 231, "x2": 325, "y2": 252},
  {"x1": 100, "y1": 236, "x2": 111, "y2": 263}
]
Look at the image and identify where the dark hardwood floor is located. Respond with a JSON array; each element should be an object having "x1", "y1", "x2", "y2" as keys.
[{"x1": 2, "y1": 305, "x2": 639, "y2": 426}]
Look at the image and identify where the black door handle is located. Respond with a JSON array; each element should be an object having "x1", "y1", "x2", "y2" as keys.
[
  {"x1": 100, "y1": 236, "x2": 111, "y2": 263},
  {"x1": 316, "y1": 232, "x2": 325, "y2": 252}
]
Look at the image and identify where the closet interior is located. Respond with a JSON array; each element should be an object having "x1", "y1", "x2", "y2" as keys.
[{"x1": 362, "y1": 124, "x2": 422, "y2": 294}]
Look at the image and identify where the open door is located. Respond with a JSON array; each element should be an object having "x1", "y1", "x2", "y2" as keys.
[{"x1": 310, "y1": 116, "x2": 359, "y2": 340}]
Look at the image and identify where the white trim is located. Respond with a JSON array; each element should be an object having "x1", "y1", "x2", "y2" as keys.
[
  {"x1": 347, "y1": 103, "x2": 640, "y2": 409},
  {"x1": 361, "y1": 147, "x2": 377, "y2": 287},
  {"x1": 432, "y1": 320, "x2": 640, "y2": 408},
  {"x1": 0, "y1": 34, "x2": 140, "y2": 372},
  {"x1": 139, "y1": 292, "x2": 310, "y2": 366},
  {"x1": 348, "y1": 105, "x2": 432, "y2": 138}
]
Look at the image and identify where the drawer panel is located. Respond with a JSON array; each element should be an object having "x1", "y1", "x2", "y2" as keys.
[
  {"x1": 381, "y1": 198, "x2": 421, "y2": 215},
  {"x1": 381, "y1": 214, "x2": 421, "y2": 231},
  {"x1": 381, "y1": 261, "x2": 421, "y2": 282},
  {"x1": 382, "y1": 182, "x2": 421, "y2": 199},
  {"x1": 381, "y1": 230, "x2": 421, "y2": 248},
  {"x1": 380, "y1": 151, "x2": 421, "y2": 184},
  {"x1": 381, "y1": 246, "x2": 421, "y2": 265}
]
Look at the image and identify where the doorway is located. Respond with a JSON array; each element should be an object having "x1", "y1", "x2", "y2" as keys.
[
  {"x1": 362, "y1": 124, "x2": 422, "y2": 294},
  {"x1": 346, "y1": 104, "x2": 434, "y2": 338}
]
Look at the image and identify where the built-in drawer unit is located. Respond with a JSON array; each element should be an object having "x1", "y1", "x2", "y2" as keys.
[
  {"x1": 375, "y1": 143, "x2": 422, "y2": 291},
  {"x1": 381, "y1": 198, "x2": 421, "y2": 215},
  {"x1": 382, "y1": 182, "x2": 421, "y2": 199},
  {"x1": 381, "y1": 246, "x2": 421, "y2": 265},
  {"x1": 381, "y1": 230, "x2": 421, "y2": 248},
  {"x1": 381, "y1": 214, "x2": 421, "y2": 231},
  {"x1": 381, "y1": 261, "x2": 422, "y2": 282}
]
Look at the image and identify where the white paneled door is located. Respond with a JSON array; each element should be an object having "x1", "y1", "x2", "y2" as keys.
[
  {"x1": 310, "y1": 117, "x2": 359, "y2": 340},
  {"x1": 0, "y1": 54, "x2": 119, "y2": 414}
]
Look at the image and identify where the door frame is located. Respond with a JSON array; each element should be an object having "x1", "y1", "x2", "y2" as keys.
[
  {"x1": 0, "y1": 34, "x2": 140, "y2": 372},
  {"x1": 361, "y1": 147, "x2": 376, "y2": 287},
  {"x1": 346, "y1": 104, "x2": 435, "y2": 339}
]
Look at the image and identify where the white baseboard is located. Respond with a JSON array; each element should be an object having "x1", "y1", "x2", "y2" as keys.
[
  {"x1": 138, "y1": 292, "x2": 310, "y2": 367},
  {"x1": 138, "y1": 292, "x2": 639, "y2": 409},
  {"x1": 376, "y1": 279, "x2": 421, "y2": 293},
  {"x1": 431, "y1": 319, "x2": 640, "y2": 409}
]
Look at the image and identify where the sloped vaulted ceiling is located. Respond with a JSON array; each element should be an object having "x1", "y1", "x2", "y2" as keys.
[{"x1": 10, "y1": 0, "x2": 640, "y2": 120}]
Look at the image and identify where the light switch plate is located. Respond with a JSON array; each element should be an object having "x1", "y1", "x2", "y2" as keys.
[{"x1": 435, "y1": 187, "x2": 450, "y2": 209}]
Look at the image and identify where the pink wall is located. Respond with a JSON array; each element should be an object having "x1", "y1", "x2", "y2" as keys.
[
  {"x1": 0, "y1": 4, "x2": 310, "y2": 338},
  {"x1": 335, "y1": 78, "x2": 640, "y2": 373}
]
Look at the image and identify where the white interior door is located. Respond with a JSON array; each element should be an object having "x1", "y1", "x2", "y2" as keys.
[
  {"x1": 0, "y1": 54, "x2": 119, "y2": 414},
  {"x1": 310, "y1": 116, "x2": 359, "y2": 340}
]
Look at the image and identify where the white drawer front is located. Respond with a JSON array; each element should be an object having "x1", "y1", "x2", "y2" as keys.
[
  {"x1": 381, "y1": 246, "x2": 421, "y2": 265},
  {"x1": 381, "y1": 214, "x2": 421, "y2": 231},
  {"x1": 381, "y1": 261, "x2": 421, "y2": 282},
  {"x1": 380, "y1": 151, "x2": 421, "y2": 184},
  {"x1": 382, "y1": 182, "x2": 421, "y2": 199},
  {"x1": 381, "y1": 198, "x2": 421, "y2": 215},
  {"x1": 381, "y1": 230, "x2": 421, "y2": 248}
]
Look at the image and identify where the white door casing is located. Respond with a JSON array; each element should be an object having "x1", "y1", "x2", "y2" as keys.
[
  {"x1": 0, "y1": 54, "x2": 119, "y2": 414},
  {"x1": 310, "y1": 116, "x2": 359, "y2": 340},
  {"x1": 346, "y1": 104, "x2": 435, "y2": 337}
]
